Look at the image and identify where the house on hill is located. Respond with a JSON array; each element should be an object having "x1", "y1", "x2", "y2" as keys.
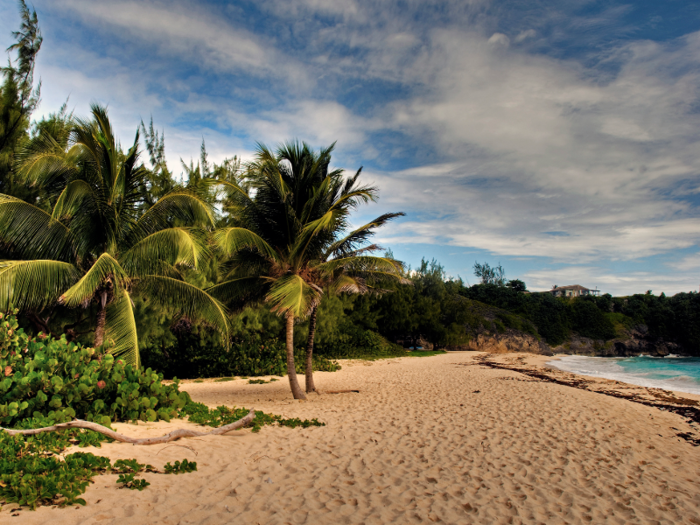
[{"x1": 548, "y1": 285, "x2": 600, "y2": 297}]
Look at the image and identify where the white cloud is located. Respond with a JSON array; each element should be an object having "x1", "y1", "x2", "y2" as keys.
[
  {"x1": 514, "y1": 29, "x2": 536, "y2": 43},
  {"x1": 49, "y1": 0, "x2": 309, "y2": 87},
  {"x1": 669, "y1": 252, "x2": 700, "y2": 272},
  {"x1": 362, "y1": 26, "x2": 700, "y2": 269},
  {"x1": 522, "y1": 266, "x2": 697, "y2": 296},
  {"x1": 487, "y1": 33, "x2": 510, "y2": 49}
]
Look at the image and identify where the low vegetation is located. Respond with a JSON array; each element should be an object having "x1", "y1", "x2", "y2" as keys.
[{"x1": 0, "y1": 312, "x2": 325, "y2": 511}]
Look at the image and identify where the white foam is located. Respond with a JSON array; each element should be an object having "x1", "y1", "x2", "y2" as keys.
[{"x1": 547, "y1": 355, "x2": 700, "y2": 395}]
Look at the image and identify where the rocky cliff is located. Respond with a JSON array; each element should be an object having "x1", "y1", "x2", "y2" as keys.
[
  {"x1": 460, "y1": 323, "x2": 688, "y2": 357},
  {"x1": 456, "y1": 329, "x2": 553, "y2": 355}
]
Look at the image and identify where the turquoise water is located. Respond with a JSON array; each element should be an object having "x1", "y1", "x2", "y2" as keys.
[{"x1": 548, "y1": 355, "x2": 700, "y2": 395}]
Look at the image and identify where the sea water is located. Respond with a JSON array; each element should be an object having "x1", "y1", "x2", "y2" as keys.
[{"x1": 548, "y1": 355, "x2": 700, "y2": 395}]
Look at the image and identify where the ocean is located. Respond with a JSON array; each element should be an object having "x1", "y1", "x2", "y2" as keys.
[{"x1": 548, "y1": 355, "x2": 700, "y2": 395}]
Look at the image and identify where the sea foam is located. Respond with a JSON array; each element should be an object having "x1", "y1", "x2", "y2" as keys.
[{"x1": 547, "y1": 355, "x2": 700, "y2": 395}]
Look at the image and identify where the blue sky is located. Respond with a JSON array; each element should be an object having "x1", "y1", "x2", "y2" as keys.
[{"x1": 2, "y1": 0, "x2": 700, "y2": 295}]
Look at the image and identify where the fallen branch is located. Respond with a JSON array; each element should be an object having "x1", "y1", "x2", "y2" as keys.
[
  {"x1": 324, "y1": 389, "x2": 359, "y2": 394},
  {"x1": 1, "y1": 409, "x2": 256, "y2": 445}
]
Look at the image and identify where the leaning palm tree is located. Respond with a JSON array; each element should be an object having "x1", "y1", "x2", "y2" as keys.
[
  {"x1": 301, "y1": 212, "x2": 406, "y2": 393},
  {"x1": 0, "y1": 104, "x2": 229, "y2": 366},
  {"x1": 207, "y1": 141, "x2": 403, "y2": 399}
]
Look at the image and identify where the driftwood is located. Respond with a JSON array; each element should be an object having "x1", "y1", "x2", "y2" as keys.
[
  {"x1": 1, "y1": 409, "x2": 256, "y2": 445},
  {"x1": 324, "y1": 389, "x2": 360, "y2": 394}
]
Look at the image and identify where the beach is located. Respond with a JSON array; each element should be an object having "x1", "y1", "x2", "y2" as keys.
[{"x1": 8, "y1": 352, "x2": 700, "y2": 524}]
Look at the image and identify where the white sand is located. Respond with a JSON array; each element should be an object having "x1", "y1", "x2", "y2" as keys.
[{"x1": 7, "y1": 352, "x2": 700, "y2": 524}]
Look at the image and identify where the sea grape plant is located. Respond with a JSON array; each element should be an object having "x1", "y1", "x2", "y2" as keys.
[{"x1": 0, "y1": 311, "x2": 189, "y2": 427}]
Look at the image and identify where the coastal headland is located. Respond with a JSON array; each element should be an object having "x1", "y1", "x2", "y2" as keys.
[{"x1": 10, "y1": 352, "x2": 700, "y2": 524}]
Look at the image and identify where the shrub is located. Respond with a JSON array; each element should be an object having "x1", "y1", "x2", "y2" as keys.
[
  {"x1": 0, "y1": 311, "x2": 188, "y2": 427},
  {"x1": 314, "y1": 327, "x2": 407, "y2": 359},
  {"x1": 141, "y1": 334, "x2": 339, "y2": 379}
]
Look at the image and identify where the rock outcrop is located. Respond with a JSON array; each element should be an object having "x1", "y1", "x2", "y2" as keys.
[
  {"x1": 457, "y1": 321, "x2": 688, "y2": 358},
  {"x1": 448, "y1": 329, "x2": 553, "y2": 356},
  {"x1": 552, "y1": 326, "x2": 687, "y2": 357}
]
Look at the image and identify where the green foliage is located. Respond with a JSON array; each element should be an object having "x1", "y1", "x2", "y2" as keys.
[
  {"x1": 473, "y1": 262, "x2": 506, "y2": 286},
  {"x1": 112, "y1": 458, "x2": 156, "y2": 474},
  {"x1": 116, "y1": 473, "x2": 150, "y2": 491},
  {"x1": 570, "y1": 297, "x2": 616, "y2": 340},
  {"x1": 0, "y1": 430, "x2": 109, "y2": 509},
  {"x1": 248, "y1": 378, "x2": 278, "y2": 384},
  {"x1": 181, "y1": 401, "x2": 325, "y2": 433},
  {"x1": 164, "y1": 459, "x2": 197, "y2": 474},
  {"x1": 0, "y1": 311, "x2": 188, "y2": 427},
  {"x1": 113, "y1": 459, "x2": 154, "y2": 490},
  {"x1": 316, "y1": 325, "x2": 407, "y2": 359},
  {"x1": 141, "y1": 329, "x2": 339, "y2": 379},
  {"x1": 0, "y1": 1, "x2": 42, "y2": 202}
]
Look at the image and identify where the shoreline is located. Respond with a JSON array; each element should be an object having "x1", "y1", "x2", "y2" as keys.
[
  {"x1": 5, "y1": 351, "x2": 700, "y2": 524},
  {"x1": 543, "y1": 353, "x2": 700, "y2": 401}
]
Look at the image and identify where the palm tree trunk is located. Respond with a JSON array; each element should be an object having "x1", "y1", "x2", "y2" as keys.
[
  {"x1": 305, "y1": 306, "x2": 318, "y2": 393},
  {"x1": 285, "y1": 312, "x2": 306, "y2": 400},
  {"x1": 94, "y1": 291, "x2": 108, "y2": 348}
]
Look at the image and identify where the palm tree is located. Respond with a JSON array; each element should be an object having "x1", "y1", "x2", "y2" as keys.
[
  {"x1": 302, "y1": 212, "x2": 406, "y2": 393},
  {"x1": 0, "y1": 104, "x2": 229, "y2": 366},
  {"x1": 207, "y1": 141, "x2": 403, "y2": 399}
]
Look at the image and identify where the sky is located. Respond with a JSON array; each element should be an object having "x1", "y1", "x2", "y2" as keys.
[{"x1": 2, "y1": 0, "x2": 700, "y2": 295}]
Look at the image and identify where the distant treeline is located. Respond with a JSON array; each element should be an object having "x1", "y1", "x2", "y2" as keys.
[
  {"x1": 351, "y1": 259, "x2": 700, "y2": 352},
  {"x1": 139, "y1": 258, "x2": 700, "y2": 374}
]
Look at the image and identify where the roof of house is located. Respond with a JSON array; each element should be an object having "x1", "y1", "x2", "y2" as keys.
[{"x1": 551, "y1": 285, "x2": 590, "y2": 291}]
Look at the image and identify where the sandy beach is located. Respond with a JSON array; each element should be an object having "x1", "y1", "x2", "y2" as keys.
[{"x1": 6, "y1": 351, "x2": 700, "y2": 524}]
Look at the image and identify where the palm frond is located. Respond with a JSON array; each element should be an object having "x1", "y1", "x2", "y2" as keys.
[
  {"x1": 325, "y1": 212, "x2": 405, "y2": 258},
  {"x1": 135, "y1": 189, "x2": 215, "y2": 236},
  {"x1": 289, "y1": 207, "x2": 343, "y2": 263},
  {"x1": 59, "y1": 253, "x2": 129, "y2": 308},
  {"x1": 327, "y1": 274, "x2": 367, "y2": 295},
  {"x1": 206, "y1": 276, "x2": 268, "y2": 310},
  {"x1": 121, "y1": 228, "x2": 209, "y2": 277},
  {"x1": 104, "y1": 290, "x2": 140, "y2": 367},
  {"x1": 138, "y1": 276, "x2": 230, "y2": 345},
  {"x1": 213, "y1": 227, "x2": 279, "y2": 261},
  {"x1": 316, "y1": 255, "x2": 404, "y2": 276},
  {"x1": 332, "y1": 186, "x2": 378, "y2": 210},
  {"x1": 201, "y1": 179, "x2": 253, "y2": 203},
  {"x1": 14, "y1": 132, "x2": 77, "y2": 188},
  {"x1": 51, "y1": 179, "x2": 95, "y2": 221},
  {"x1": 0, "y1": 194, "x2": 75, "y2": 261},
  {"x1": 266, "y1": 274, "x2": 321, "y2": 318},
  {"x1": 0, "y1": 260, "x2": 81, "y2": 311}
]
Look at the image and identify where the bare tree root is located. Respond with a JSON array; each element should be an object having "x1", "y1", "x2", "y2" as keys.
[
  {"x1": 1, "y1": 409, "x2": 256, "y2": 445},
  {"x1": 324, "y1": 390, "x2": 359, "y2": 394}
]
